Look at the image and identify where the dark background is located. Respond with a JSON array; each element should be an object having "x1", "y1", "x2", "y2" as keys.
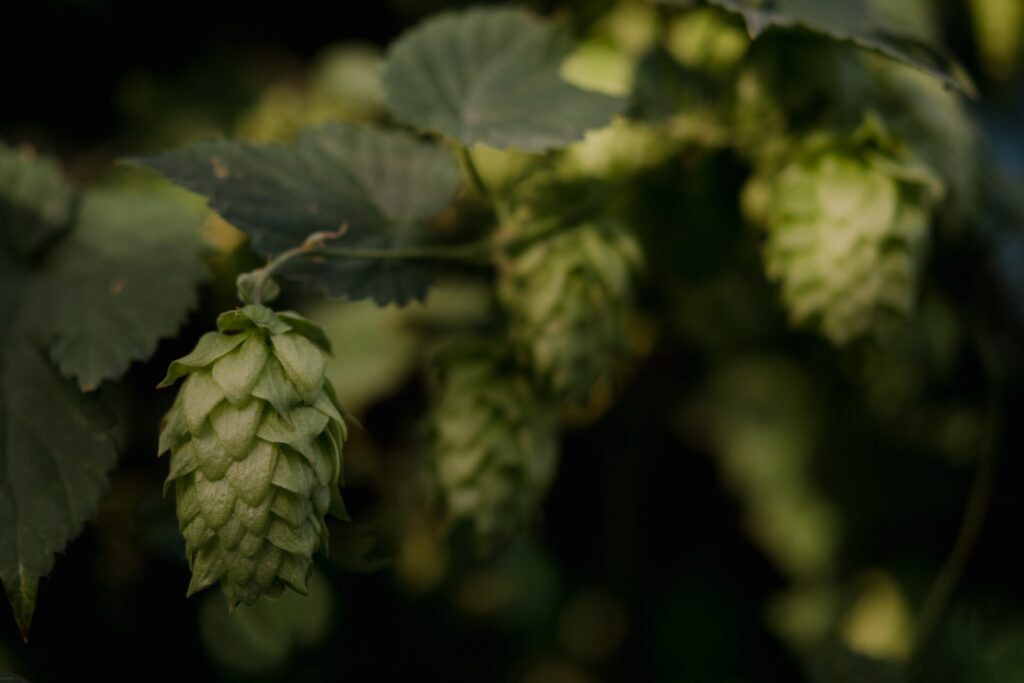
[{"x1": 3, "y1": 1, "x2": 1024, "y2": 681}]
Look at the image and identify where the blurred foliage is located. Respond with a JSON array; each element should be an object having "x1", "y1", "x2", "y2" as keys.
[
  {"x1": 237, "y1": 44, "x2": 386, "y2": 143},
  {"x1": 199, "y1": 570, "x2": 335, "y2": 675}
]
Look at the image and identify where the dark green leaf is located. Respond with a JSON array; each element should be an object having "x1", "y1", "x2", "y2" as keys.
[
  {"x1": 656, "y1": 0, "x2": 976, "y2": 96},
  {"x1": 131, "y1": 124, "x2": 462, "y2": 304},
  {"x1": 26, "y1": 190, "x2": 207, "y2": 391},
  {"x1": 0, "y1": 142, "x2": 76, "y2": 260},
  {"x1": 383, "y1": 7, "x2": 625, "y2": 150},
  {"x1": 0, "y1": 255, "x2": 118, "y2": 636}
]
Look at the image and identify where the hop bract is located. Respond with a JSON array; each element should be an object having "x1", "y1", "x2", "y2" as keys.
[
  {"x1": 751, "y1": 117, "x2": 945, "y2": 344},
  {"x1": 431, "y1": 346, "x2": 558, "y2": 551},
  {"x1": 499, "y1": 221, "x2": 643, "y2": 403},
  {"x1": 158, "y1": 305, "x2": 347, "y2": 607}
]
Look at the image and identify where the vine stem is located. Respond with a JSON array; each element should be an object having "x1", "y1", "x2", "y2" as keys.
[
  {"x1": 241, "y1": 218, "x2": 580, "y2": 306},
  {"x1": 248, "y1": 225, "x2": 349, "y2": 305},
  {"x1": 458, "y1": 145, "x2": 493, "y2": 205},
  {"x1": 240, "y1": 152, "x2": 597, "y2": 305},
  {"x1": 319, "y1": 240, "x2": 493, "y2": 265},
  {"x1": 315, "y1": 220, "x2": 574, "y2": 266},
  {"x1": 907, "y1": 384, "x2": 1002, "y2": 677}
]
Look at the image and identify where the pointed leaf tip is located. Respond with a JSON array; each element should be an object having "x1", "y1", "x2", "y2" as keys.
[{"x1": 3, "y1": 569, "x2": 39, "y2": 643}]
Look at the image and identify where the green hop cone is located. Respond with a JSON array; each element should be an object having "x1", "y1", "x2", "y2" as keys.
[
  {"x1": 498, "y1": 221, "x2": 643, "y2": 403},
  {"x1": 748, "y1": 116, "x2": 944, "y2": 344},
  {"x1": 431, "y1": 345, "x2": 558, "y2": 551},
  {"x1": 559, "y1": 118, "x2": 680, "y2": 180},
  {"x1": 158, "y1": 305, "x2": 347, "y2": 607},
  {"x1": 665, "y1": 7, "x2": 749, "y2": 76}
]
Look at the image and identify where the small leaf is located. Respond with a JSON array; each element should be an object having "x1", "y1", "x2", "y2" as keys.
[
  {"x1": 383, "y1": 7, "x2": 625, "y2": 151},
  {"x1": 270, "y1": 334, "x2": 327, "y2": 403},
  {"x1": 160, "y1": 332, "x2": 248, "y2": 388},
  {"x1": 275, "y1": 312, "x2": 332, "y2": 354},
  {"x1": 27, "y1": 190, "x2": 207, "y2": 391},
  {"x1": 0, "y1": 141, "x2": 76, "y2": 259},
  {"x1": 132, "y1": 124, "x2": 462, "y2": 304},
  {"x1": 655, "y1": 0, "x2": 976, "y2": 96},
  {"x1": 236, "y1": 271, "x2": 281, "y2": 306}
]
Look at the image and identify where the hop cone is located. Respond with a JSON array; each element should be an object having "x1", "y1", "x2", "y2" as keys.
[
  {"x1": 499, "y1": 221, "x2": 643, "y2": 402},
  {"x1": 749, "y1": 116, "x2": 944, "y2": 344},
  {"x1": 431, "y1": 345, "x2": 558, "y2": 551},
  {"x1": 158, "y1": 305, "x2": 347, "y2": 607}
]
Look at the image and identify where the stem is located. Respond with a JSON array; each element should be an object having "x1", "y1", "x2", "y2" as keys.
[
  {"x1": 907, "y1": 387, "x2": 1002, "y2": 676},
  {"x1": 458, "y1": 146, "x2": 494, "y2": 206},
  {"x1": 247, "y1": 226, "x2": 348, "y2": 305},
  {"x1": 240, "y1": 198, "x2": 596, "y2": 305},
  {"x1": 496, "y1": 218, "x2": 578, "y2": 256},
  {"x1": 319, "y1": 240, "x2": 494, "y2": 265}
]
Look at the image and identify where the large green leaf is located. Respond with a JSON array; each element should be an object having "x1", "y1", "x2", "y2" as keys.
[
  {"x1": 0, "y1": 254, "x2": 119, "y2": 638},
  {"x1": 132, "y1": 124, "x2": 462, "y2": 304},
  {"x1": 656, "y1": 0, "x2": 975, "y2": 96},
  {"x1": 0, "y1": 142, "x2": 76, "y2": 259},
  {"x1": 383, "y1": 7, "x2": 625, "y2": 151},
  {"x1": 26, "y1": 190, "x2": 207, "y2": 391}
]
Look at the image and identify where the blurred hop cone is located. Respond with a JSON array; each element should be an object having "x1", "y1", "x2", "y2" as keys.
[
  {"x1": 499, "y1": 221, "x2": 643, "y2": 403},
  {"x1": 430, "y1": 344, "x2": 558, "y2": 552},
  {"x1": 158, "y1": 305, "x2": 348, "y2": 607},
  {"x1": 746, "y1": 115, "x2": 945, "y2": 344}
]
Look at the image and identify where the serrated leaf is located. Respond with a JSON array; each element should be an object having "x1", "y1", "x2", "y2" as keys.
[
  {"x1": 383, "y1": 7, "x2": 625, "y2": 151},
  {"x1": 131, "y1": 124, "x2": 461, "y2": 304},
  {"x1": 655, "y1": 0, "x2": 976, "y2": 96},
  {"x1": 0, "y1": 256, "x2": 119, "y2": 636},
  {"x1": 0, "y1": 142, "x2": 76, "y2": 259},
  {"x1": 24, "y1": 190, "x2": 207, "y2": 391}
]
